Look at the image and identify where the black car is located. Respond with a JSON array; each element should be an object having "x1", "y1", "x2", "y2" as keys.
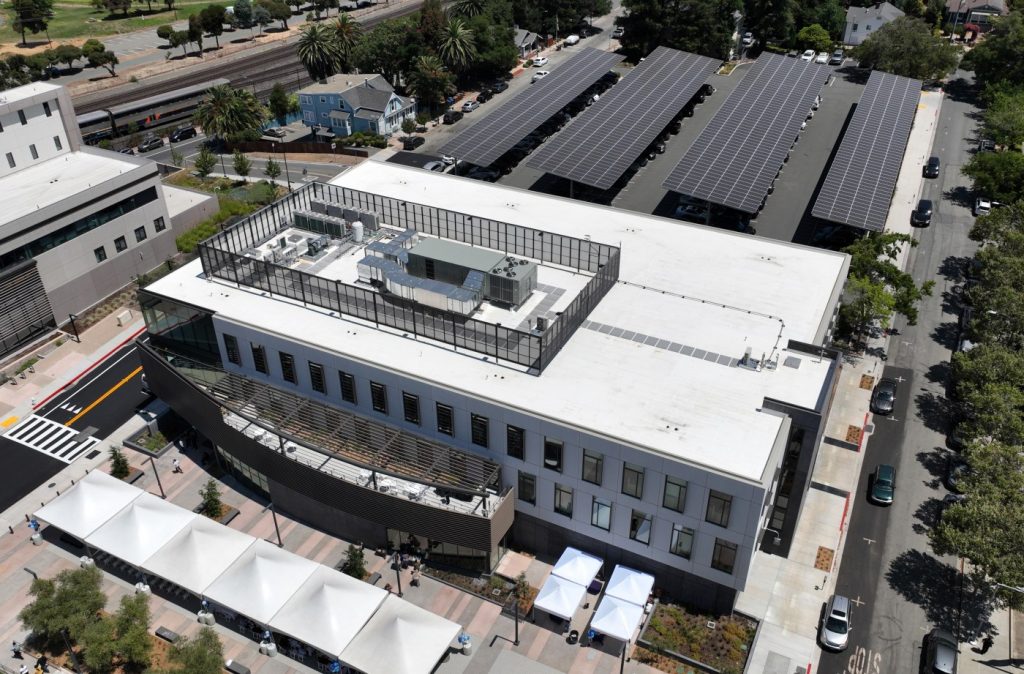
[
  {"x1": 402, "y1": 135, "x2": 425, "y2": 150},
  {"x1": 137, "y1": 136, "x2": 164, "y2": 153},
  {"x1": 118, "y1": 147, "x2": 135, "y2": 155},
  {"x1": 477, "y1": 89, "x2": 493, "y2": 104},
  {"x1": 443, "y1": 110, "x2": 464, "y2": 124},
  {"x1": 870, "y1": 377, "x2": 897, "y2": 415},
  {"x1": 490, "y1": 80, "x2": 509, "y2": 94},
  {"x1": 924, "y1": 156, "x2": 941, "y2": 178},
  {"x1": 911, "y1": 198, "x2": 933, "y2": 226},
  {"x1": 169, "y1": 126, "x2": 197, "y2": 142}
]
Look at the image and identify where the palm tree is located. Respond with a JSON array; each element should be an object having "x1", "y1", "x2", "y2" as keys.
[
  {"x1": 438, "y1": 18, "x2": 477, "y2": 72},
  {"x1": 297, "y1": 23, "x2": 344, "y2": 82},
  {"x1": 407, "y1": 55, "x2": 454, "y2": 113},
  {"x1": 448, "y1": 0, "x2": 484, "y2": 18},
  {"x1": 193, "y1": 85, "x2": 268, "y2": 140},
  {"x1": 332, "y1": 14, "x2": 362, "y2": 72}
]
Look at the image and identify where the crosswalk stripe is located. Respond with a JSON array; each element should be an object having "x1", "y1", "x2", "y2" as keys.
[{"x1": 3, "y1": 414, "x2": 99, "y2": 464}]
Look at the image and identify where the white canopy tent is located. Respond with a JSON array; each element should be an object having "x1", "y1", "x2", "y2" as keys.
[
  {"x1": 550, "y1": 547, "x2": 603, "y2": 587},
  {"x1": 141, "y1": 515, "x2": 257, "y2": 595},
  {"x1": 604, "y1": 566, "x2": 654, "y2": 606},
  {"x1": 85, "y1": 492, "x2": 198, "y2": 566},
  {"x1": 203, "y1": 539, "x2": 319, "y2": 624},
  {"x1": 33, "y1": 470, "x2": 142, "y2": 540},
  {"x1": 268, "y1": 565, "x2": 388, "y2": 658},
  {"x1": 533, "y1": 573, "x2": 587, "y2": 621},
  {"x1": 589, "y1": 595, "x2": 645, "y2": 642},
  {"x1": 339, "y1": 594, "x2": 461, "y2": 674}
]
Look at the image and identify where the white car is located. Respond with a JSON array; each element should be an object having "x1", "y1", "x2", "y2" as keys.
[
  {"x1": 801, "y1": 49, "x2": 815, "y2": 61},
  {"x1": 531, "y1": 70, "x2": 550, "y2": 83},
  {"x1": 612, "y1": 26, "x2": 624, "y2": 39},
  {"x1": 741, "y1": 31, "x2": 754, "y2": 46},
  {"x1": 974, "y1": 197, "x2": 992, "y2": 216},
  {"x1": 533, "y1": 56, "x2": 549, "y2": 67},
  {"x1": 441, "y1": 154, "x2": 455, "y2": 166},
  {"x1": 815, "y1": 51, "x2": 829, "y2": 64},
  {"x1": 564, "y1": 34, "x2": 580, "y2": 45}
]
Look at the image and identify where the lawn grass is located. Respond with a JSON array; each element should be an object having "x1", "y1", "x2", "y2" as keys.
[{"x1": 1, "y1": 2, "x2": 206, "y2": 44}]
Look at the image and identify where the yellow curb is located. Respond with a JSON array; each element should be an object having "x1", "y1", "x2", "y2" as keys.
[{"x1": 1, "y1": 416, "x2": 18, "y2": 428}]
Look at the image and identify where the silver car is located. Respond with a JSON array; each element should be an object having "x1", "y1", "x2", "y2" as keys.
[{"x1": 820, "y1": 594, "x2": 851, "y2": 651}]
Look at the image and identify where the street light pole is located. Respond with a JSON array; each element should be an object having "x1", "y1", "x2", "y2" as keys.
[
  {"x1": 280, "y1": 145, "x2": 292, "y2": 192},
  {"x1": 148, "y1": 456, "x2": 166, "y2": 499},
  {"x1": 513, "y1": 594, "x2": 520, "y2": 646},
  {"x1": 67, "y1": 313, "x2": 80, "y2": 343},
  {"x1": 393, "y1": 552, "x2": 403, "y2": 597},
  {"x1": 262, "y1": 502, "x2": 283, "y2": 547}
]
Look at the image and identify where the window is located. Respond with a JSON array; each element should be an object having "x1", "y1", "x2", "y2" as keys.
[
  {"x1": 251, "y1": 344, "x2": 268, "y2": 374},
  {"x1": 153, "y1": 216, "x2": 166, "y2": 233},
  {"x1": 622, "y1": 463, "x2": 645, "y2": 499},
  {"x1": 309, "y1": 362, "x2": 326, "y2": 393},
  {"x1": 53, "y1": 136, "x2": 62, "y2": 151},
  {"x1": 706, "y1": 490, "x2": 732, "y2": 528},
  {"x1": 6, "y1": 152, "x2": 14, "y2": 168},
  {"x1": 506, "y1": 425, "x2": 524, "y2": 459},
  {"x1": 629, "y1": 510, "x2": 652, "y2": 545},
  {"x1": 402, "y1": 392, "x2": 420, "y2": 425},
  {"x1": 339, "y1": 371, "x2": 356, "y2": 403},
  {"x1": 554, "y1": 484, "x2": 573, "y2": 517},
  {"x1": 663, "y1": 476, "x2": 687, "y2": 513},
  {"x1": 370, "y1": 381, "x2": 388, "y2": 413},
  {"x1": 43, "y1": 101, "x2": 51, "y2": 117},
  {"x1": 591, "y1": 497, "x2": 611, "y2": 531},
  {"x1": 670, "y1": 524, "x2": 694, "y2": 559},
  {"x1": 114, "y1": 236, "x2": 127, "y2": 252},
  {"x1": 93, "y1": 246, "x2": 107, "y2": 263},
  {"x1": 471, "y1": 414, "x2": 489, "y2": 448},
  {"x1": 711, "y1": 538, "x2": 738, "y2": 574},
  {"x1": 543, "y1": 438, "x2": 563, "y2": 472},
  {"x1": 223, "y1": 334, "x2": 241, "y2": 365},
  {"x1": 279, "y1": 352, "x2": 297, "y2": 383},
  {"x1": 320, "y1": 96, "x2": 327, "y2": 103},
  {"x1": 18, "y1": 110, "x2": 27, "y2": 125},
  {"x1": 518, "y1": 472, "x2": 536, "y2": 505},
  {"x1": 134, "y1": 226, "x2": 147, "y2": 243},
  {"x1": 582, "y1": 450, "x2": 603, "y2": 485},
  {"x1": 29, "y1": 144, "x2": 38, "y2": 160},
  {"x1": 436, "y1": 403, "x2": 453, "y2": 435}
]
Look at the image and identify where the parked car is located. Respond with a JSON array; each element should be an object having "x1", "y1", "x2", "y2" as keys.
[
  {"x1": 169, "y1": 126, "x2": 197, "y2": 142},
  {"x1": 264, "y1": 127, "x2": 287, "y2": 138},
  {"x1": 564, "y1": 34, "x2": 580, "y2": 45},
  {"x1": 118, "y1": 147, "x2": 135, "y2": 155},
  {"x1": 137, "y1": 136, "x2": 164, "y2": 153},
  {"x1": 462, "y1": 100, "x2": 480, "y2": 113},
  {"x1": 612, "y1": 26, "x2": 624, "y2": 38},
  {"x1": 973, "y1": 197, "x2": 992, "y2": 217},
  {"x1": 654, "y1": 141, "x2": 666, "y2": 154},
  {"x1": 532, "y1": 70, "x2": 550, "y2": 83},
  {"x1": 801, "y1": 49, "x2": 815, "y2": 61},
  {"x1": 741, "y1": 31, "x2": 754, "y2": 46},
  {"x1": 923, "y1": 629, "x2": 958, "y2": 674},
  {"x1": 422, "y1": 161, "x2": 445, "y2": 172},
  {"x1": 815, "y1": 51, "x2": 829, "y2": 64},
  {"x1": 533, "y1": 56, "x2": 549, "y2": 67},
  {"x1": 476, "y1": 89, "x2": 492, "y2": 104},
  {"x1": 490, "y1": 80, "x2": 509, "y2": 93},
  {"x1": 870, "y1": 377, "x2": 898, "y2": 415},
  {"x1": 829, "y1": 49, "x2": 844, "y2": 65},
  {"x1": 441, "y1": 154, "x2": 456, "y2": 166},
  {"x1": 978, "y1": 138, "x2": 996, "y2": 152},
  {"x1": 924, "y1": 156, "x2": 941, "y2": 178},
  {"x1": 443, "y1": 110, "x2": 464, "y2": 124},
  {"x1": 812, "y1": 95, "x2": 822, "y2": 110},
  {"x1": 911, "y1": 199, "x2": 933, "y2": 226},
  {"x1": 870, "y1": 464, "x2": 895, "y2": 505},
  {"x1": 701, "y1": 83, "x2": 715, "y2": 96},
  {"x1": 786, "y1": 49, "x2": 799, "y2": 57},
  {"x1": 402, "y1": 136, "x2": 425, "y2": 150},
  {"x1": 819, "y1": 594, "x2": 851, "y2": 651},
  {"x1": 466, "y1": 166, "x2": 500, "y2": 181},
  {"x1": 945, "y1": 459, "x2": 969, "y2": 493}
]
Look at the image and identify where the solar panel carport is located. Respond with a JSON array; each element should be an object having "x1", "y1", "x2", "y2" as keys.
[
  {"x1": 528, "y1": 47, "x2": 720, "y2": 190},
  {"x1": 811, "y1": 71, "x2": 921, "y2": 232},
  {"x1": 662, "y1": 52, "x2": 830, "y2": 214},
  {"x1": 439, "y1": 48, "x2": 624, "y2": 168}
]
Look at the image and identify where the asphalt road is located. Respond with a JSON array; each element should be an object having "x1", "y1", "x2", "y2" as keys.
[{"x1": 817, "y1": 70, "x2": 986, "y2": 674}]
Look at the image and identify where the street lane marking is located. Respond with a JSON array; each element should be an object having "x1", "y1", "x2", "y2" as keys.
[
  {"x1": 1, "y1": 416, "x2": 16, "y2": 428},
  {"x1": 46, "y1": 346, "x2": 137, "y2": 419},
  {"x1": 65, "y1": 365, "x2": 143, "y2": 427},
  {"x1": 4, "y1": 415, "x2": 99, "y2": 463}
]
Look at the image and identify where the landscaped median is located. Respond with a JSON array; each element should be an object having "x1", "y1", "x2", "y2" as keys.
[{"x1": 634, "y1": 603, "x2": 757, "y2": 674}]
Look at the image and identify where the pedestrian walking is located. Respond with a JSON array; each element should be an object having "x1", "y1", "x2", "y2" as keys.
[
  {"x1": 172, "y1": 458, "x2": 182, "y2": 473},
  {"x1": 981, "y1": 634, "x2": 994, "y2": 653},
  {"x1": 18, "y1": 664, "x2": 28, "y2": 674},
  {"x1": 11, "y1": 640, "x2": 22, "y2": 658}
]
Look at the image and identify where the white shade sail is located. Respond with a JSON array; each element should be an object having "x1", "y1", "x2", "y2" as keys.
[
  {"x1": 203, "y1": 539, "x2": 319, "y2": 624},
  {"x1": 590, "y1": 595, "x2": 644, "y2": 642},
  {"x1": 339, "y1": 594, "x2": 461, "y2": 674},
  {"x1": 269, "y1": 565, "x2": 388, "y2": 657},
  {"x1": 85, "y1": 492, "x2": 198, "y2": 566},
  {"x1": 34, "y1": 470, "x2": 142, "y2": 539},
  {"x1": 534, "y1": 573, "x2": 587, "y2": 621},
  {"x1": 604, "y1": 565, "x2": 654, "y2": 606},
  {"x1": 141, "y1": 515, "x2": 257, "y2": 595},
  {"x1": 550, "y1": 547, "x2": 603, "y2": 587}
]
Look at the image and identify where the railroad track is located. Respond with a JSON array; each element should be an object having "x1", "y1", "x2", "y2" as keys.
[{"x1": 74, "y1": 1, "x2": 421, "y2": 113}]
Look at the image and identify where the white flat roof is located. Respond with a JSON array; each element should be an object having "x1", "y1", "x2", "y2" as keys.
[
  {"x1": 0, "y1": 151, "x2": 142, "y2": 230},
  {"x1": 148, "y1": 162, "x2": 848, "y2": 482},
  {"x1": 0, "y1": 81, "x2": 62, "y2": 106},
  {"x1": 163, "y1": 184, "x2": 216, "y2": 219}
]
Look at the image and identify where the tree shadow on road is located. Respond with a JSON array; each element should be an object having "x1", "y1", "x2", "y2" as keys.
[
  {"x1": 930, "y1": 322, "x2": 960, "y2": 352},
  {"x1": 939, "y1": 255, "x2": 970, "y2": 283},
  {"x1": 944, "y1": 185, "x2": 974, "y2": 210},
  {"x1": 911, "y1": 496, "x2": 945, "y2": 535},
  {"x1": 915, "y1": 448, "x2": 951, "y2": 488},
  {"x1": 922, "y1": 360, "x2": 951, "y2": 387},
  {"x1": 914, "y1": 389, "x2": 956, "y2": 434}
]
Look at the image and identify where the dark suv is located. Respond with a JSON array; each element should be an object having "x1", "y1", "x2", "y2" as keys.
[
  {"x1": 169, "y1": 126, "x2": 197, "y2": 142},
  {"x1": 911, "y1": 199, "x2": 933, "y2": 226},
  {"x1": 402, "y1": 136, "x2": 425, "y2": 150},
  {"x1": 137, "y1": 136, "x2": 164, "y2": 153},
  {"x1": 924, "y1": 156, "x2": 941, "y2": 178},
  {"x1": 443, "y1": 110, "x2": 464, "y2": 124},
  {"x1": 490, "y1": 80, "x2": 509, "y2": 94}
]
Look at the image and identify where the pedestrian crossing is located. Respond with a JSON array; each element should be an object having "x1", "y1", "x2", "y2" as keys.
[{"x1": 3, "y1": 414, "x2": 100, "y2": 463}]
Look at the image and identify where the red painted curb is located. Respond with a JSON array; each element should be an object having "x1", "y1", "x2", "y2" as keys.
[
  {"x1": 840, "y1": 494, "x2": 850, "y2": 533},
  {"x1": 857, "y1": 412, "x2": 868, "y2": 452},
  {"x1": 32, "y1": 326, "x2": 147, "y2": 411},
  {"x1": 807, "y1": 665, "x2": 812, "y2": 674}
]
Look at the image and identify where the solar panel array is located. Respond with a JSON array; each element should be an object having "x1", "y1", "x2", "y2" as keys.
[
  {"x1": 439, "y1": 48, "x2": 624, "y2": 168},
  {"x1": 811, "y1": 71, "x2": 921, "y2": 232},
  {"x1": 527, "y1": 47, "x2": 720, "y2": 190},
  {"x1": 662, "y1": 52, "x2": 829, "y2": 214}
]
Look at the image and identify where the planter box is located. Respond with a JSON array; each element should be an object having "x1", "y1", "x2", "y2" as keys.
[{"x1": 113, "y1": 466, "x2": 145, "y2": 484}]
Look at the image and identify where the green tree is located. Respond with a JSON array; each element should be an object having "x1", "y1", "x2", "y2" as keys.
[
  {"x1": 157, "y1": 24, "x2": 175, "y2": 46},
  {"x1": 851, "y1": 16, "x2": 959, "y2": 81},
  {"x1": 252, "y1": 3, "x2": 272, "y2": 34},
  {"x1": 438, "y1": 17, "x2": 477, "y2": 72},
  {"x1": 401, "y1": 118, "x2": 416, "y2": 134},
  {"x1": 297, "y1": 22, "x2": 343, "y2": 81},
  {"x1": 83, "y1": 39, "x2": 119, "y2": 76},
  {"x1": 18, "y1": 566, "x2": 105, "y2": 649},
  {"x1": 795, "y1": 23, "x2": 831, "y2": 52},
  {"x1": 198, "y1": 477, "x2": 223, "y2": 517},
  {"x1": 11, "y1": 0, "x2": 54, "y2": 46},
  {"x1": 189, "y1": 13, "x2": 205, "y2": 54},
  {"x1": 962, "y1": 12, "x2": 1024, "y2": 91},
  {"x1": 332, "y1": 13, "x2": 362, "y2": 71},
  {"x1": 463, "y1": 3, "x2": 516, "y2": 80},
  {"x1": 406, "y1": 54, "x2": 455, "y2": 111},
  {"x1": 264, "y1": 156, "x2": 281, "y2": 180},
  {"x1": 268, "y1": 82, "x2": 291, "y2": 124},
  {"x1": 340, "y1": 544, "x2": 367, "y2": 579},
  {"x1": 163, "y1": 0, "x2": 176, "y2": 10},
  {"x1": 170, "y1": 29, "x2": 191, "y2": 57},
  {"x1": 419, "y1": 0, "x2": 446, "y2": 46},
  {"x1": 193, "y1": 84, "x2": 268, "y2": 139},
  {"x1": 170, "y1": 148, "x2": 185, "y2": 167},
  {"x1": 813, "y1": 0, "x2": 847, "y2": 41},
  {"x1": 113, "y1": 592, "x2": 152, "y2": 668},
  {"x1": 352, "y1": 19, "x2": 413, "y2": 84},
  {"x1": 232, "y1": 149, "x2": 252, "y2": 179},
  {"x1": 53, "y1": 44, "x2": 82, "y2": 69},
  {"x1": 200, "y1": 4, "x2": 228, "y2": 49},
  {"x1": 109, "y1": 445, "x2": 130, "y2": 478},
  {"x1": 618, "y1": 0, "x2": 742, "y2": 63},
  {"x1": 746, "y1": 0, "x2": 795, "y2": 45},
  {"x1": 194, "y1": 145, "x2": 217, "y2": 177},
  {"x1": 983, "y1": 87, "x2": 1024, "y2": 149},
  {"x1": 162, "y1": 626, "x2": 224, "y2": 674},
  {"x1": 256, "y1": 0, "x2": 291, "y2": 30},
  {"x1": 963, "y1": 151, "x2": 1024, "y2": 205},
  {"x1": 80, "y1": 614, "x2": 117, "y2": 673},
  {"x1": 105, "y1": 0, "x2": 133, "y2": 16},
  {"x1": 449, "y1": 0, "x2": 485, "y2": 18},
  {"x1": 233, "y1": 0, "x2": 253, "y2": 31}
]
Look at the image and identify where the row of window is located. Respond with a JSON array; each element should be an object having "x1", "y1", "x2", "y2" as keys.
[
  {"x1": 93, "y1": 217, "x2": 165, "y2": 263},
  {"x1": 5, "y1": 136, "x2": 63, "y2": 169},
  {"x1": 225, "y1": 336, "x2": 736, "y2": 530}
]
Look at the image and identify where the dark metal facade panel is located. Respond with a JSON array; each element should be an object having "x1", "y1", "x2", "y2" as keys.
[
  {"x1": 811, "y1": 71, "x2": 921, "y2": 232},
  {"x1": 528, "y1": 47, "x2": 720, "y2": 190},
  {"x1": 439, "y1": 48, "x2": 625, "y2": 167},
  {"x1": 662, "y1": 52, "x2": 830, "y2": 214},
  {"x1": 0, "y1": 260, "x2": 55, "y2": 357}
]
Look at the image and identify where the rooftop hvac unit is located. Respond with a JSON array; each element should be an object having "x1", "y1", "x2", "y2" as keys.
[
  {"x1": 309, "y1": 199, "x2": 329, "y2": 215},
  {"x1": 536, "y1": 316, "x2": 547, "y2": 331},
  {"x1": 327, "y1": 203, "x2": 345, "y2": 219}
]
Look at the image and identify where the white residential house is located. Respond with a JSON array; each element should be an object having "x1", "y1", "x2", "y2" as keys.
[{"x1": 844, "y1": 2, "x2": 904, "y2": 45}]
